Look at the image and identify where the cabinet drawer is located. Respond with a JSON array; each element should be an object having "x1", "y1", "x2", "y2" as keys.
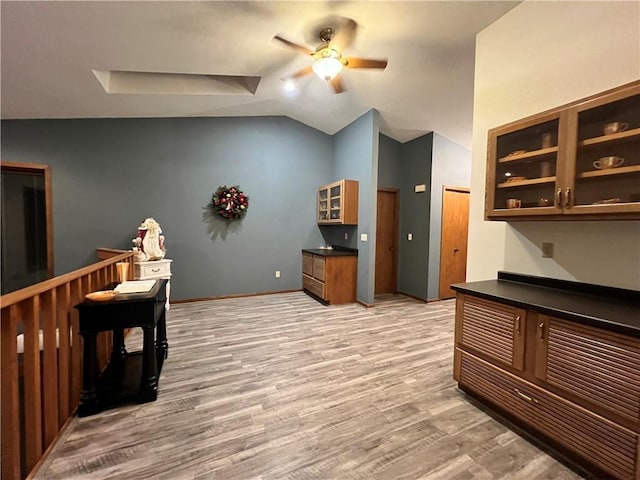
[
  {"x1": 461, "y1": 296, "x2": 525, "y2": 370},
  {"x1": 135, "y1": 260, "x2": 172, "y2": 279},
  {"x1": 312, "y1": 256, "x2": 325, "y2": 281},
  {"x1": 460, "y1": 351, "x2": 638, "y2": 480},
  {"x1": 539, "y1": 317, "x2": 640, "y2": 424},
  {"x1": 303, "y1": 274, "x2": 325, "y2": 299},
  {"x1": 302, "y1": 253, "x2": 313, "y2": 276}
]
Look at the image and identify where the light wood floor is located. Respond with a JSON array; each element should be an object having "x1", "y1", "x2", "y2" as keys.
[{"x1": 36, "y1": 292, "x2": 582, "y2": 479}]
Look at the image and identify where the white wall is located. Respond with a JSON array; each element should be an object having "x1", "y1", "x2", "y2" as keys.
[
  {"x1": 428, "y1": 133, "x2": 471, "y2": 300},
  {"x1": 468, "y1": 1, "x2": 640, "y2": 289}
]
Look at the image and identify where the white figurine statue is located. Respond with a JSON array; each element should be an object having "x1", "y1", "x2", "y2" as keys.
[{"x1": 132, "y1": 217, "x2": 166, "y2": 261}]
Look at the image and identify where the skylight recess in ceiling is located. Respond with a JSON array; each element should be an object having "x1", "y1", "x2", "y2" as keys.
[{"x1": 92, "y1": 70, "x2": 261, "y2": 96}]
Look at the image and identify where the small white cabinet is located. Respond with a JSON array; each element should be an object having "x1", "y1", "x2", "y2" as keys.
[{"x1": 134, "y1": 258, "x2": 172, "y2": 309}]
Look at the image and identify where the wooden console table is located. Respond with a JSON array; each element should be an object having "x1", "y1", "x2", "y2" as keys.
[{"x1": 75, "y1": 279, "x2": 168, "y2": 417}]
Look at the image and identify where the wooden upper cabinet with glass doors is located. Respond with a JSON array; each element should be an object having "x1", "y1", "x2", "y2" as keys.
[
  {"x1": 317, "y1": 179, "x2": 359, "y2": 224},
  {"x1": 486, "y1": 80, "x2": 640, "y2": 220}
]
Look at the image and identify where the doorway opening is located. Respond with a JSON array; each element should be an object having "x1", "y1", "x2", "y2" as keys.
[{"x1": 1, "y1": 161, "x2": 54, "y2": 294}]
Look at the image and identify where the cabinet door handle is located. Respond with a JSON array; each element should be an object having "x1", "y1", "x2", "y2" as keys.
[
  {"x1": 564, "y1": 187, "x2": 573, "y2": 208},
  {"x1": 514, "y1": 388, "x2": 539, "y2": 404},
  {"x1": 538, "y1": 321, "x2": 545, "y2": 340},
  {"x1": 514, "y1": 315, "x2": 521, "y2": 333},
  {"x1": 555, "y1": 188, "x2": 563, "y2": 208}
]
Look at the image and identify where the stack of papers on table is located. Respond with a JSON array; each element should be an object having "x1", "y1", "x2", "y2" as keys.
[{"x1": 115, "y1": 280, "x2": 157, "y2": 294}]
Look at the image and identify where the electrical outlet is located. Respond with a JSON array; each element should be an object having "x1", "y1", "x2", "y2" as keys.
[
  {"x1": 407, "y1": 233, "x2": 413, "y2": 241},
  {"x1": 344, "y1": 233, "x2": 349, "y2": 240},
  {"x1": 542, "y1": 243, "x2": 554, "y2": 258},
  {"x1": 275, "y1": 270, "x2": 281, "y2": 278}
]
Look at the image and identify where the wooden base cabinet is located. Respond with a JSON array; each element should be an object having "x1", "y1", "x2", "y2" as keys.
[
  {"x1": 454, "y1": 292, "x2": 640, "y2": 479},
  {"x1": 456, "y1": 295, "x2": 526, "y2": 371},
  {"x1": 460, "y1": 352, "x2": 638, "y2": 480},
  {"x1": 302, "y1": 251, "x2": 357, "y2": 304}
]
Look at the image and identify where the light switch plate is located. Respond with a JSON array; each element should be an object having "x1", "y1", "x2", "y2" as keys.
[
  {"x1": 414, "y1": 184, "x2": 426, "y2": 193},
  {"x1": 408, "y1": 233, "x2": 413, "y2": 240},
  {"x1": 360, "y1": 233, "x2": 368, "y2": 242}
]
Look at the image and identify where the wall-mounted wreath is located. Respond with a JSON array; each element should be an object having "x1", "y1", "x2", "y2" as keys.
[{"x1": 209, "y1": 185, "x2": 249, "y2": 220}]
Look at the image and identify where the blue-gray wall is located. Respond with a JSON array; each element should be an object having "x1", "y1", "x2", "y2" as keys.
[
  {"x1": 2, "y1": 113, "x2": 464, "y2": 305},
  {"x1": 377, "y1": 132, "x2": 470, "y2": 301},
  {"x1": 1, "y1": 117, "x2": 332, "y2": 300},
  {"x1": 378, "y1": 134, "x2": 402, "y2": 188},
  {"x1": 397, "y1": 133, "x2": 433, "y2": 300},
  {"x1": 330, "y1": 110, "x2": 379, "y2": 305},
  {"x1": 427, "y1": 134, "x2": 471, "y2": 300}
]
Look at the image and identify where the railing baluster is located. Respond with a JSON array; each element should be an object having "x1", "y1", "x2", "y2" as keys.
[
  {"x1": 41, "y1": 289, "x2": 59, "y2": 447},
  {"x1": 69, "y1": 279, "x2": 83, "y2": 407},
  {"x1": 56, "y1": 284, "x2": 71, "y2": 425},
  {"x1": 21, "y1": 296, "x2": 43, "y2": 472},
  {"x1": 1, "y1": 305, "x2": 21, "y2": 480}
]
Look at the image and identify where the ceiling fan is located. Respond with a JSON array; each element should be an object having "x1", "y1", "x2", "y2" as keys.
[{"x1": 273, "y1": 19, "x2": 388, "y2": 94}]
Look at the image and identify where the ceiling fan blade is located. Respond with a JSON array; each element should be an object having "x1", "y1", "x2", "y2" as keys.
[
  {"x1": 329, "y1": 75, "x2": 346, "y2": 94},
  {"x1": 273, "y1": 35, "x2": 314, "y2": 56},
  {"x1": 281, "y1": 65, "x2": 313, "y2": 81},
  {"x1": 346, "y1": 57, "x2": 388, "y2": 69},
  {"x1": 329, "y1": 19, "x2": 357, "y2": 52}
]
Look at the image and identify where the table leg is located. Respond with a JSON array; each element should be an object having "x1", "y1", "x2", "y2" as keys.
[
  {"x1": 165, "y1": 279, "x2": 171, "y2": 311},
  {"x1": 140, "y1": 326, "x2": 158, "y2": 402},
  {"x1": 111, "y1": 328, "x2": 127, "y2": 363},
  {"x1": 156, "y1": 308, "x2": 168, "y2": 361},
  {"x1": 79, "y1": 332, "x2": 99, "y2": 416}
]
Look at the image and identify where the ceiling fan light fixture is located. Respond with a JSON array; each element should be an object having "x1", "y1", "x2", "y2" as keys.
[
  {"x1": 312, "y1": 57, "x2": 343, "y2": 81},
  {"x1": 312, "y1": 48, "x2": 344, "y2": 81}
]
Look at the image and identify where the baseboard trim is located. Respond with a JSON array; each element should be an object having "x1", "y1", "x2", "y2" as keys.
[
  {"x1": 397, "y1": 291, "x2": 429, "y2": 303},
  {"x1": 357, "y1": 299, "x2": 375, "y2": 308},
  {"x1": 171, "y1": 289, "x2": 302, "y2": 304},
  {"x1": 395, "y1": 292, "x2": 447, "y2": 303}
]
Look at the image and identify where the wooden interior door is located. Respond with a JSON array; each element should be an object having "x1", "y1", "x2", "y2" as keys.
[
  {"x1": 439, "y1": 187, "x2": 470, "y2": 299},
  {"x1": 375, "y1": 189, "x2": 399, "y2": 294}
]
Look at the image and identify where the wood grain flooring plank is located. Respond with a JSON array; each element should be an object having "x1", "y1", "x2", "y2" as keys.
[{"x1": 34, "y1": 292, "x2": 582, "y2": 480}]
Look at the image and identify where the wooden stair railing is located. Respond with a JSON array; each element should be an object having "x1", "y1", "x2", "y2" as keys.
[{"x1": 1, "y1": 251, "x2": 134, "y2": 480}]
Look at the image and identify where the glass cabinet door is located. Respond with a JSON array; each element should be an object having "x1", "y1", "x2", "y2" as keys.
[
  {"x1": 329, "y1": 183, "x2": 342, "y2": 220},
  {"x1": 318, "y1": 187, "x2": 329, "y2": 222},
  {"x1": 566, "y1": 88, "x2": 640, "y2": 213},
  {"x1": 488, "y1": 115, "x2": 562, "y2": 217}
]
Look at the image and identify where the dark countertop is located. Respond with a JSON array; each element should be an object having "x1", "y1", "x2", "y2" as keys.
[
  {"x1": 452, "y1": 272, "x2": 640, "y2": 338},
  {"x1": 302, "y1": 248, "x2": 358, "y2": 257}
]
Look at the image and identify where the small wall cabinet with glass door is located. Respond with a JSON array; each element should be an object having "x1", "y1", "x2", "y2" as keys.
[
  {"x1": 486, "y1": 80, "x2": 640, "y2": 220},
  {"x1": 317, "y1": 179, "x2": 359, "y2": 225}
]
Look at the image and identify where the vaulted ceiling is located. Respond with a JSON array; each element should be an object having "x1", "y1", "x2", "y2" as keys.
[{"x1": 1, "y1": 1, "x2": 519, "y2": 148}]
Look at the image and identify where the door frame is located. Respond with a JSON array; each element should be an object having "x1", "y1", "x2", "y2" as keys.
[
  {"x1": 376, "y1": 187, "x2": 400, "y2": 294},
  {"x1": 1, "y1": 161, "x2": 54, "y2": 279},
  {"x1": 438, "y1": 185, "x2": 470, "y2": 299}
]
